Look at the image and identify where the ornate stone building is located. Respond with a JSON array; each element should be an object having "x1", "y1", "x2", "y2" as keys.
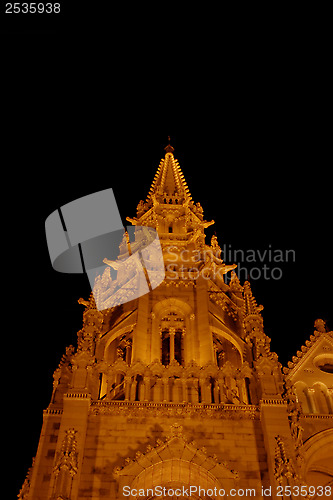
[{"x1": 20, "y1": 143, "x2": 333, "y2": 499}]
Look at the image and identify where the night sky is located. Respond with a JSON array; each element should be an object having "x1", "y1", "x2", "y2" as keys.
[
  {"x1": 12, "y1": 124, "x2": 331, "y2": 494},
  {"x1": 7, "y1": 40, "x2": 331, "y2": 495}
]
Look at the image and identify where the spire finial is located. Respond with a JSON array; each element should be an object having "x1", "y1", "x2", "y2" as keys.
[{"x1": 164, "y1": 136, "x2": 174, "y2": 154}]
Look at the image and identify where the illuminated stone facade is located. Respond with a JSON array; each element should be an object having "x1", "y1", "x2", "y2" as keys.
[{"x1": 20, "y1": 143, "x2": 333, "y2": 499}]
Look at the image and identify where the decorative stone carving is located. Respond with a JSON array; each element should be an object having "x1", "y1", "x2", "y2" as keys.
[
  {"x1": 90, "y1": 400, "x2": 259, "y2": 419},
  {"x1": 274, "y1": 435, "x2": 297, "y2": 483},
  {"x1": 51, "y1": 429, "x2": 78, "y2": 499},
  {"x1": 113, "y1": 423, "x2": 239, "y2": 481},
  {"x1": 53, "y1": 429, "x2": 78, "y2": 476}
]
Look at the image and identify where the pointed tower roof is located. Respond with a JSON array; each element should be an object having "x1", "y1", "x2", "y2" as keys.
[
  {"x1": 127, "y1": 140, "x2": 213, "y2": 246},
  {"x1": 146, "y1": 139, "x2": 192, "y2": 204}
]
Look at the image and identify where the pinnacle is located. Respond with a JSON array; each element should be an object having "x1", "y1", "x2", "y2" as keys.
[
  {"x1": 243, "y1": 281, "x2": 264, "y2": 317},
  {"x1": 146, "y1": 146, "x2": 192, "y2": 204}
]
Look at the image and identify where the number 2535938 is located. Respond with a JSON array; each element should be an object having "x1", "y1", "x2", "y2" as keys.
[{"x1": 5, "y1": 3, "x2": 61, "y2": 14}]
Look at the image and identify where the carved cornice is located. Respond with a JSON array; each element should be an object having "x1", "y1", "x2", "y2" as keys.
[
  {"x1": 301, "y1": 413, "x2": 333, "y2": 420},
  {"x1": 43, "y1": 408, "x2": 63, "y2": 415},
  {"x1": 90, "y1": 400, "x2": 260, "y2": 419},
  {"x1": 64, "y1": 392, "x2": 91, "y2": 399},
  {"x1": 96, "y1": 358, "x2": 255, "y2": 380},
  {"x1": 260, "y1": 398, "x2": 286, "y2": 406},
  {"x1": 164, "y1": 278, "x2": 196, "y2": 288}
]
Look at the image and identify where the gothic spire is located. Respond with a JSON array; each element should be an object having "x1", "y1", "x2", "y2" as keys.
[
  {"x1": 127, "y1": 140, "x2": 212, "y2": 244},
  {"x1": 146, "y1": 140, "x2": 192, "y2": 204}
]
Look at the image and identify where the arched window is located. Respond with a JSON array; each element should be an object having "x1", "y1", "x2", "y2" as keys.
[
  {"x1": 174, "y1": 329, "x2": 183, "y2": 365},
  {"x1": 294, "y1": 381, "x2": 311, "y2": 413},
  {"x1": 160, "y1": 311, "x2": 185, "y2": 366},
  {"x1": 313, "y1": 384, "x2": 330, "y2": 414}
]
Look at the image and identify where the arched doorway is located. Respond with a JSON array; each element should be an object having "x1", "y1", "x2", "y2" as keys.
[
  {"x1": 302, "y1": 429, "x2": 333, "y2": 499},
  {"x1": 113, "y1": 426, "x2": 239, "y2": 500},
  {"x1": 130, "y1": 459, "x2": 223, "y2": 499}
]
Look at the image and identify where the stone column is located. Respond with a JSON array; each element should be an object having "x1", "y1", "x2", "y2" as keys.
[
  {"x1": 169, "y1": 327, "x2": 175, "y2": 361},
  {"x1": 181, "y1": 378, "x2": 187, "y2": 402},
  {"x1": 236, "y1": 377, "x2": 246, "y2": 404},
  {"x1": 130, "y1": 379, "x2": 137, "y2": 401},
  {"x1": 162, "y1": 377, "x2": 169, "y2": 402},
  {"x1": 217, "y1": 376, "x2": 227, "y2": 403},
  {"x1": 124, "y1": 376, "x2": 131, "y2": 401},
  {"x1": 199, "y1": 377, "x2": 209, "y2": 403},
  {"x1": 144, "y1": 376, "x2": 151, "y2": 401},
  {"x1": 132, "y1": 294, "x2": 149, "y2": 363}
]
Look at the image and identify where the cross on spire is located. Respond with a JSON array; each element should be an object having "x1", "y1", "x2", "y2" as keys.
[{"x1": 164, "y1": 136, "x2": 175, "y2": 154}]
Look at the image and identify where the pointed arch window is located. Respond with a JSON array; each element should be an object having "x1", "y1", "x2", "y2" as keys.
[
  {"x1": 174, "y1": 328, "x2": 183, "y2": 364},
  {"x1": 161, "y1": 329, "x2": 171, "y2": 366}
]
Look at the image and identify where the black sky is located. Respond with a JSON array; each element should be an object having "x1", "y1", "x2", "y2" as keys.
[
  {"x1": 12, "y1": 122, "x2": 331, "y2": 494},
  {"x1": 7, "y1": 34, "x2": 332, "y2": 496}
]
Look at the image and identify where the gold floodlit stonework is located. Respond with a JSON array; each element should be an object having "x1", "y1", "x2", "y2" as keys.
[{"x1": 20, "y1": 141, "x2": 333, "y2": 500}]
